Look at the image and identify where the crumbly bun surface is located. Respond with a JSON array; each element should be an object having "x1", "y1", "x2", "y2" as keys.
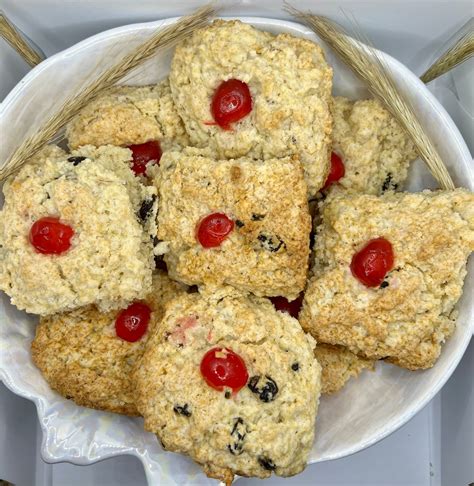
[
  {"x1": 300, "y1": 189, "x2": 474, "y2": 369},
  {"x1": 0, "y1": 145, "x2": 155, "y2": 315},
  {"x1": 329, "y1": 97, "x2": 417, "y2": 197},
  {"x1": 135, "y1": 287, "x2": 320, "y2": 483},
  {"x1": 32, "y1": 272, "x2": 187, "y2": 414},
  {"x1": 155, "y1": 148, "x2": 311, "y2": 300},
  {"x1": 314, "y1": 344, "x2": 374, "y2": 394},
  {"x1": 66, "y1": 79, "x2": 189, "y2": 150},
  {"x1": 170, "y1": 20, "x2": 333, "y2": 196}
]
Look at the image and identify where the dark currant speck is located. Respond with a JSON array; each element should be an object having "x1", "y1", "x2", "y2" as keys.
[
  {"x1": 248, "y1": 375, "x2": 279, "y2": 402},
  {"x1": 138, "y1": 195, "x2": 157, "y2": 222},
  {"x1": 235, "y1": 220, "x2": 245, "y2": 228},
  {"x1": 258, "y1": 457, "x2": 276, "y2": 471},
  {"x1": 381, "y1": 173, "x2": 398, "y2": 193},
  {"x1": 380, "y1": 281, "x2": 389, "y2": 289},
  {"x1": 231, "y1": 417, "x2": 244, "y2": 435},
  {"x1": 227, "y1": 442, "x2": 244, "y2": 456},
  {"x1": 382, "y1": 173, "x2": 393, "y2": 192},
  {"x1": 251, "y1": 213, "x2": 265, "y2": 221},
  {"x1": 257, "y1": 233, "x2": 285, "y2": 253},
  {"x1": 67, "y1": 156, "x2": 86, "y2": 166},
  {"x1": 225, "y1": 390, "x2": 231, "y2": 399},
  {"x1": 228, "y1": 417, "x2": 246, "y2": 456},
  {"x1": 173, "y1": 404, "x2": 191, "y2": 417},
  {"x1": 291, "y1": 362, "x2": 299, "y2": 371}
]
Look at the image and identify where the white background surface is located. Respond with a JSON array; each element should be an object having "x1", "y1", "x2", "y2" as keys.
[{"x1": 0, "y1": 1, "x2": 473, "y2": 485}]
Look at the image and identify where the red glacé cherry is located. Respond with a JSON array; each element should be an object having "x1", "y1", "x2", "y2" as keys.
[
  {"x1": 350, "y1": 238, "x2": 394, "y2": 287},
  {"x1": 200, "y1": 347, "x2": 249, "y2": 392},
  {"x1": 29, "y1": 217, "x2": 74, "y2": 255},
  {"x1": 115, "y1": 302, "x2": 151, "y2": 342},
  {"x1": 270, "y1": 294, "x2": 303, "y2": 319},
  {"x1": 127, "y1": 140, "x2": 162, "y2": 176},
  {"x1": 197, "y1": 213, "x2": 234, "y2": 248},
  {"x1": 211, "y1": 79, "x2": 252, "y2": 130},
  {"x1": 322, "y1": 152, "x2": 345, "y2": 190}
]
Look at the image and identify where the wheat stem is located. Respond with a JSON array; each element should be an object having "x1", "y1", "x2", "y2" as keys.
[
  {"x1": 0, "y1": 11, "x2": 44, "y2": 67},
  {"x1": 420, "y1": 19, "x2": 474, "y2": 83}
]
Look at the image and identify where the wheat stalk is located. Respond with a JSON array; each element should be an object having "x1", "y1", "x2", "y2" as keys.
[
  {"x1": 0, "y1": 3, "x2": 217, "y2": 181},
  {"x1": 0, "y1": 11, "x2": 44, "y2": 67},
  {"x1": 420, "y1": 19, "x2": 474, "y2": 83},
  {"x1": 284, "y1": 2, "x2": 455, "y2": 190}
]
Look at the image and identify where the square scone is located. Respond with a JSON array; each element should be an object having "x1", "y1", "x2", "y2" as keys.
[
  {"x1": 155, "y1": 149, "x2": 311, "y2": 300},
  {"x1": 300, "y1": 190, "x2": 474, "y2": 370},
  {"x1": 0, "y1": 145, "x2": 155, "y2": 315},
  {"x1": 31, "y1": 272, "x2": 187, "y2": 415},
  {"x1": 66, "y1": 78, "x2": 189, "y2": 151},
  {"x1": 170, "y1": 20, "x2": 333, "y2": 197},
  {"x1": 325, "y1": 97, "x2": 418, "y2": 197},
  {"x1": 134, "y1": 286, "x2": 321, "y2": 483}
]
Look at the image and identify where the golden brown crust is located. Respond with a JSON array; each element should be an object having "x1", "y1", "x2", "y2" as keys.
[
  {"x1": 31, "y1": 272, "x2": 187, "y2": 415},
  {"x1": 66, "y1": 80, "x2": 189, "y2": 150},
  {"x1": 301, "y1": 189, "x2": 474, "y2": 370},
  {"x1": 314, "y1": 344, "x2": 375, "y2": 394},
  {"x1": 203, "y1": 465, "x2": 235, "y2": 485},
  {"x1": 155, "y1": 148, "x2": 311, "y2": 300}
]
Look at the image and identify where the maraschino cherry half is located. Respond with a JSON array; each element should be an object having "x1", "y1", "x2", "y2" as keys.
[
  {"x1": 196, "y1": 213, "x2": 234, "y2": 248},
  {"x1": 115, "y1": 302, "x2": 151, "y2": 342},
  {"x1": 200, "y1": 347, "x2": 249, "y2": 393},
  {"x1": 127, "y1": 140, "x2": 162, "y2": 176},
  {"x1": 322, "y1": 152, "x2": 345, "y2": 190},
  {"x1": 211, "y1": 79, "x2": 252, "y2": 130},
  {"x1": 29, "y1": 217, "x2": 74, "y2": 255},
  {"x1": 350, "y1": 237, "x2": 394, "y2": 287}
]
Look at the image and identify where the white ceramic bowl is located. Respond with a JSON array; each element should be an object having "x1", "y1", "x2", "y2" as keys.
[{"x1": 0, "y1": 16, "x2": 472, "y2": 485}]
